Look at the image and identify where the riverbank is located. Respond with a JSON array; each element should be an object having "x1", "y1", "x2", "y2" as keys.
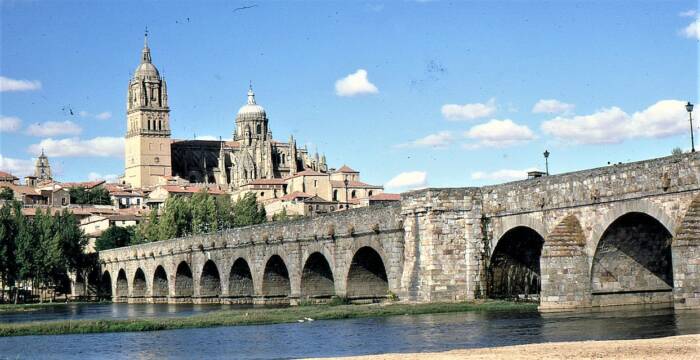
[
  {"x1": 0, "y1": 301, "x2": 106, "y2": 313},
  {"x1": 322, "y1": 334, "x2": 700, "y2": 360},
  {"x1": 0, "y1": 300, "x2": 535, "y2": 337}
]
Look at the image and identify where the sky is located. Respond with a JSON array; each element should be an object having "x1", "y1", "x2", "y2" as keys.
[{"x1": 1, "y1": 0, "x2": 698, "y2": 192}]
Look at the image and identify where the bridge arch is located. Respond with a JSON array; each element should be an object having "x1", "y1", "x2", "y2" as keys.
[
  {"x1": 152, "y1": 265, "x2": 169, "y2": 298},
  {"x1": 174, "y1": 261, "x2": 194, "y2": 298},
  {"x1": 262, "y1": 255, "x2": 291, "y2": 298},
  {"x1": 301, "y1": 252, "x2": 335, "y2": 299},
  {"x1": 99, "y1": 270, "x2": 112, "y2": 299},
  {"x1": 590, "y1": 211, "x2": 674, "y2": 306},
  {"x1": 346, "y1": 246, "x2": 388, "y2": 299},
  {"x1": 132, "y1": 268, "x2": 147, "y2": 298},
  {"x1": 115, "y1": 269, "x2": 128, "y2": 300},
  {"x1": 229, "y1": 258, "x2": 254, "y2": 298},
  {"x1": 488, "y1": 226, "x2": 544, "y2": 299},
  {"x1": 199, "y1": 260, "x2": 222, "y2": 298},
  {"x1": 490, "y1": 215, "x2": 546, "y2": 255}
]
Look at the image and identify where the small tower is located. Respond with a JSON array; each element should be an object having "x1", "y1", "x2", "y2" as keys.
[
  {"x1": 34, "y1": 149, "x2": 52, "y2": 181},
  {"x1": 234, "y1": 84, "x2": 269, "y2": 143},
  {"x1": 124, "y1": 31, "x2": 172, "y2": 188}
]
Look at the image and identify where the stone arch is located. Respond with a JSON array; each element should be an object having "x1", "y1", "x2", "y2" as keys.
[
  {"x1": 115, "y1": 269, "x2": 128, "y2": 300},
  {"x1": 262, "y1": 255, "x2": 291, "y2": 297},
  {"x1": 99, "y1": 270, "x2": 112, "y2": 299},
  {"x1": 491, "y1": 215, "x2": 546, "y2": 255},
  {"x1": 346, "y1": 246, "x2": 388, "y2": 299},
  {"x1": 174, "y1": 261, "x2": 194, "y2": 297},
  {"x1": 229, "y1": 258, "x2": 254, "y2": 298},
  {"x1": 487, "y1": 226, "x2": 544, "y2": 299},
  {"x1": 152, "y1": 265, "x2": 169, "y2": 298},
  {"x1": 199, "y1": 260, "x2": 221, "y2": 298},
  {"x1": 74, "y1": 272, "x2": 86, "y2": 297},
  {"x1": 301, "y1": 252, "x2": 335, "y2": 299},
  {"x1": 590, "y1": 211, "x2": 674, "y2": 307},
  {"x1": 588, "y1": 199, "x2": 677, "y2": 259},
  {"x1": 540, "y1": 215, "x2": 590, "y2": 310},
  {"x1": 132, "y1": 268, "x2": 147, "y2": 298}
]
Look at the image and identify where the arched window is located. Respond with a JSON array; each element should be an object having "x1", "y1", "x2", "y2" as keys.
[
  {"x1": 368, "y1": 190, "x2": 373, "y2": 197},
  {"x1": 351, "y1": 190, "x2": 357, "y2": 199},
  {"x1": 333, "y1": 190, "x2": 338, "y2": 201},
  {"x1": 256, "y1": 124, "x2": 262, "y2": 134},
  {"x1": 260, "y1": 192, "x2": 265, "y2": 197},
  {"x1": 308, "y1": 205, "x2": 313, "y2": 211},
  {"x1": 281, "y1": 154, "x2": 286, "y2": 164}
]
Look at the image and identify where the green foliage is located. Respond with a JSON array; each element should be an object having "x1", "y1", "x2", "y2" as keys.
[
  {"x1": 233, "y1": 193, "x2": 267, "y2": 227},
  {"x1": 328, "y1": 296, "x2": 350, "y2": 306},
  {"x1": 0, "y1": 187, "x2": 14, "y2": 201},
  {"x1": 158, "y1": 196, "x2": 192, "y2": 239},
  {"x1": 68, "y1": 186, "x2": 112, "y2": 205},
  {"x1": 95, "y1": 226, "x2": 132, "y2": 251}
]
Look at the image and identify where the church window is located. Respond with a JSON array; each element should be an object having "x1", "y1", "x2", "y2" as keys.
[
  {"x1": 256, "y1": 124, "x2": 261, "y2": 134},
  {"x1": 313, "y1": 180, "x2": 318, "y2": 188},
  {"x1": 281, "y1": 154, "x2": 286, "y2": 164},
  {"x1": 158, "y1": 120, "x2": 161, "y2": 130}
]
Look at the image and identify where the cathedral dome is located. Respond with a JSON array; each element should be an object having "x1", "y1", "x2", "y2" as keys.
[
  {"x1": 236, "y1": 87, "x2": 267, "y2": 121},
  {"x1": 134, "y1": 62, "x2": 160, "y2": 79}
]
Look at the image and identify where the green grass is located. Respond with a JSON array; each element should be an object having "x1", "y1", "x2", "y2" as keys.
[{"x1": 0, "y1": 300, "x2": 536, "y2": 337}]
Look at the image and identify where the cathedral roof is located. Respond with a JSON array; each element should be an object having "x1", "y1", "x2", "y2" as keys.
[
  {"x1": 336, "y1": 165, "x2": 359, "y2": 173},
  {"x1": 236, "y1": 86, "x2": 267, "y2": 121}
]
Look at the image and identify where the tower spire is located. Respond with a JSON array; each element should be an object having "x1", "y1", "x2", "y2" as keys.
[
  {"x1": 141, "y1": 27, "x2": 152, "y2": 64},
  {"x1": 247, "y1": 82, "x2": 256, "y2": 105}
]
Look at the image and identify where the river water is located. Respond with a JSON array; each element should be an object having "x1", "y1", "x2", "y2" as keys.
[{"x1": 0, "y1": 304, "x2": 698, "y2": 359}]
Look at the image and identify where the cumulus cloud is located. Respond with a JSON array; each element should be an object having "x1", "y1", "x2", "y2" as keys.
[
  {"x1": 385, "y1": 171, "x2": 428, "y2": 192},
  {"x1": 464, "y1": 119, "x2": 536, "y2": 148},
  {"x1": 532, "y1": 99, "x2": 575, "y2": 114},
  {"x1": 0, "y1": 76, "x2": 41, "y2": 92},
  {"x1": 95, "y1": 112, "x2": 112, "y2": 120},
  {"x1": 471, "y1": 167, "x2": 539, "y2": 182},
  {"x1": 335, "y1": 69, "x2": 379, "y2": 97},
  {"x1": 26, "y1": 120, "x2": 82, "y2": 137},
  {"x1": 28, "y1": 137, "x2": 124, "y2": 158},
  {"x1": 0, "y1": 116, "x2": 21, "y2": 133},
  {"x1": 680, "y1": 9, "x2": 697, "y2": 17},
  {"x1": 0, "y1": 154, "x2": 35, "y2": 177},
  {"x1": 395, "y1": 131, "x2": 454, "y2": 148},
  {"x1": 682, "y1": 17, "x2": 700, "y2": 40},
  {"x1": 88, "y1": 172, "x2": 120, "y2": 183},
  {"x1": 441, "y1": 98, "x2": 496, "y2": 121},
  {"x1": 541, "y1": 100, "x2": 688, "y2": 145}
]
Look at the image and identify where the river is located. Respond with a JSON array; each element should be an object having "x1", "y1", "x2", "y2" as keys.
[{"x1": 0, "y1": 303, "x2": 698, "y2": 359}]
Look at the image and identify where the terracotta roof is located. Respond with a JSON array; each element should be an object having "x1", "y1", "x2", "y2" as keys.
[
  {"x1": 61, "y1": 180, "x2": 106, "y2": 189},
  {"x1": 369, "y1": 193, "x2": 401, "y2": 201},
  {"x1": 279, "y1": 191, "x2": 312, "y2": 201},
  {"x1": 107, "y1": 214, "x2": 143, "y2": 221},
  {"x1": 330, "y1": 180, "x2": 382, "y2": 189},
  {"x1": 245, "y1": 178, "x2": 287, "y2": 186},
  {"x1": 303, "y1": 195, "x2": 334, "y2": 204},
  {"x1": 2, "y1": 184, "x2": 40, "y2": 196},
  {"x1": 285, "y1": 170, "x2": 328, "y2": 179},
  {"x1": 160, "y1": 185, "x2": 228, "y2": 195},
  {"x1": 336, "y1": 165, "x2": 358, "y2": 173},
  {"x1": 0, "y1": 171, "x2": 18, "y2": 180}
]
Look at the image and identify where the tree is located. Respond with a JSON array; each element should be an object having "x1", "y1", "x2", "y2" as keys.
[
  {"x1": 191, "y1": 190, "x2": 218, "y2": 234},
  {"x1": 272, "y1": 207, "x2": 290, "y2": 222},
  {"x1": 0, "y1": 187, "x2": 14, "y2": 201},
  {"x1": 68, "y1": 186, "x2": 112, "y2": 205},
  {"x1": 0, "y1": 202, "x2": 19, "y2": 302},
  {"x1": 233, "y1": 193, "x2": 266, "y2": 227},
  {"x1": 158, "y1": 196, "x2": 192, "y2": 239},
  {"x1": 672, "y1": 147, "x2": 684, "y2": 156},
  {"x1": 95, "y1": 226, "x2": 132, "y2": 251}
]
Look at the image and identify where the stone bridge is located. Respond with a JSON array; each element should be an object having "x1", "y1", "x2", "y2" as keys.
[{"x1": 95, "y1": 153, "x2": 700, "y2": 310}]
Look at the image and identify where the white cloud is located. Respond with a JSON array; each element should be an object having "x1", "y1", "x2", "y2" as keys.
[
  {"x1": 471, "y1": 168, "x2": 539, "y2": 182},
  {"x1": 682, "y1": 17, "x2": 700, "y2": 40},
  {"x1": 0, "y1": 76, "x2": 41, "y2": 92},
  {"x1": 95, "y1": 112, "x2": 112, "y2": 120},
  {"x1": 26, "y1": 120, "x2": 82, "y2": 137},
  {"x1": 335, "y1": 69, "x2": 378, "y2": 97},
  {"x1": 385, "y1": 171, "x2": 428, "y2": 192},
  {"x1": 0, "y1": 154, "x2": 35, "y2": 178},
  {"x1": 88, "y1": 172, "x2": 120, "y2": 183},
  {"x1": 680, "y1": 9, "x2": 697, "y2": 17},
  {"x1": 28, "y1": 137, "x2": 124, "y2": 158},
  {"x1": 441, "y1": 98, "x2": 496, "y2": 121},
  {"x1": 0, "y1": 116, "x2": 21, "y2": 133},
  {"x1": 532, "y1": 99, "x2": 575, "y2": 114},
  {"x1": 195, "y1": 135, "x2": 218, "y2": 141},
  {"x1": 464, "y1": 119, "x2": 536, "y2": 148},
  {"x1": 541, "y1": 100, "x2": 689, "y2": 145},
  {"x1": 395, "y1": 131, "x2": 454, "y2": 148}
]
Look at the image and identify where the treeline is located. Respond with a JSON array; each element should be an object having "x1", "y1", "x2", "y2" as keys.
[
  {"x1": 68, "y1": 186, "x2": 111, "y2": 205},
  {"x1": 96, "y1": 191, "x2": 266, "y2": 251},
  {"x1": 0, "y1": 202, "x2": 88, "y2": 304}
]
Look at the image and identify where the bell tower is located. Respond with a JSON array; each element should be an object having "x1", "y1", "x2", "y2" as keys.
[{"x1": 124, "y1": 31, "x2": 172, "y2": 188}]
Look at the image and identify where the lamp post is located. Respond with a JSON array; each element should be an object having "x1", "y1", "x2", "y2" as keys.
[
  {"x1": 344, "y1": 178, "x2": 349, "y2": 210},
  {"x1": 687, "y1": 101, "x2": 695, "y2": 152},
  {"x1": 543, "y1": 150, "x2": 550, "y2": 176}
]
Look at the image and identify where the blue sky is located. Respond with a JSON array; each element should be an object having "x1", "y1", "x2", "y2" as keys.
[{"x1": 1, "y1": 0, "x2": 698, "y2": 191}]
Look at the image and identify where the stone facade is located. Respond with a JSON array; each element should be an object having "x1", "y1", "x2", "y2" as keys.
[{"x1": 98, "y1": 152, "x2": 700, "y2": 310}]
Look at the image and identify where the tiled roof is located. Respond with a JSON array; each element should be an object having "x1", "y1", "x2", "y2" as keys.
[
  {"x1": 369, "y1": 193, "x2": 401, "y2": 201},
  {"x1": 286, "y1": 170, "x2": 328, "y2": 179},
  {"x1": 0, "y1": 171, "x2": 18, "y2": 180},
  {"x1": 330, "y1": 180, "x2": 382, "y2": 189},
  {"x1": 278, "y1": 191, "x2": 312, "y2": 201},
  {"x1": 335, "y1": 165, "x2": 358, "y2": 173},
  {"x1": 3, "y1": 184, "x2": 40, "y2": 195},
  {"x1": 61, "y1": 180, "x2": 106, "y2": 189},
  {"x1": 160, "y1": 185, "x2": 228, "y2": 195}
]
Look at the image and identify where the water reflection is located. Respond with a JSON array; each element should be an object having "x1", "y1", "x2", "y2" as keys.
[{"x1": 0, "y1": 305, "x2": 698, "y2": 359}]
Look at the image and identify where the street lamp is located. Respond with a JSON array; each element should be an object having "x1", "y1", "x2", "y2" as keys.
[
  {"x1": 344, "y1": 178, "x2": 349, "y2": 210},
  {"x1": 543, "y1": 150, "x2": 550, "y2": 176},
  {"x1": 687, "y1": 101, "x2": 695, "y2": 152}
]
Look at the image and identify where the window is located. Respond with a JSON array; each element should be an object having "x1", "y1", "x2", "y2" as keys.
[
  {"x1": 368, "y1": 190, "x2": 373, "y2": 197},
  {"x1": 256, "y1": 124, "x2": 262, "y2": 134},
  {"x1": 330, "y1": 206, "x2": 335, "y2": 211},
  {"x1": 333, "y1": 190, "x2": 338, "y2": 201},
  {"x1": 313, "y1": 180, "x2": 318, "y2": 188},
  {"x1": 260, "y1": 192, "x2": 265, "y2": 197},
  {"x1": 308, "y1": 205, "x2": 313, "y2": 211},
  {"x1": 351, "y1": 190, "x2": 356, "y2": 199}
]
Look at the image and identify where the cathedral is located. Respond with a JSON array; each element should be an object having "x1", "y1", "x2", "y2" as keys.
[{"x1": 123, "y1": 35, "x2": 329, "y2": 190}]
